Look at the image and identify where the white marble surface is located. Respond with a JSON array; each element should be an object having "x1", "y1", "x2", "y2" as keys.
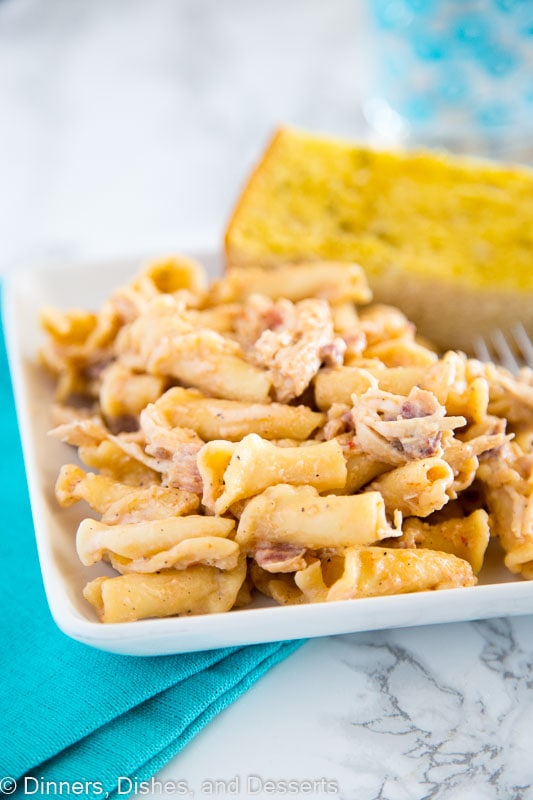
[
  {"x1": 3, "y1": 1, "x2": 533, "y2": 798},
  {"x1": 162, "y1": 620, "x2": 533, "y2": 800}
]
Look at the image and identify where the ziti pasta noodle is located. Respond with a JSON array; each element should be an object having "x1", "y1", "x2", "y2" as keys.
[{"x1": 40, "y1": 254, "x2": 533, "y2": 622}]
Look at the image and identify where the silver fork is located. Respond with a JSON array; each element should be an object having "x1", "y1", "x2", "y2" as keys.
[{"x1": 473, "y1": 323, "x2": 533, "y2": 374}]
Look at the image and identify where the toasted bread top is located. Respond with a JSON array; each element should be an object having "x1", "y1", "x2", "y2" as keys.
[{"x1": 225, "y1": 127, "x2": 533, "y2": 291}]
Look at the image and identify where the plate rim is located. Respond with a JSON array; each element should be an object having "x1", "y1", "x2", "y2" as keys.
[{"x1": 4, "y1": 251, "x2": 533, "y2": 656}]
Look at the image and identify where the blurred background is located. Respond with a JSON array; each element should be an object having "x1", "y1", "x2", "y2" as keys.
[
  {"x1": 0, "y1": 0, "x2": 369, "y2": 272},
  {"x1": 1, "y1": 0, "x2": 532, "y2": 273}
]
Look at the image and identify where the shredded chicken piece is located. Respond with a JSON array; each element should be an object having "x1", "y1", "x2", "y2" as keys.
[
  {"x1": 351, "y1": 386, "x2": 466, "y2": 466},
  {"x1": 483, "y1": 363, "x2": 533, "y2": 426},
  {"x1": 477, "y1": 441, "x2": 533, "y2": 568},
  {"x1": 443, "y1": 432, "x2": 508, "y2": 497},
  {"x1": 479, "y1": 440, "x2": 533, "y2": 490},
  {"x1": 319, "y1": 340, "x2": 346, "y2": 367},
  {"x1": 105, "y1": 430, "x2": 202, "y2": 493},
  {"x1": 115, "y1": 295, "x2": 194, "y2": 371},
  {"x1": 49, "y1": 416, "x2": 109, "y2": 447},
  {"x1": 342, "y1": 331, "x2": 367, "y2": 361},
  {"x1": 50, "y1": 404, "x2": 204, "y2": 495},
  {"x1": 139, "y1": 404, "x2": 204, "y2": 493},
  {"x1": 248, "y1": 296, "x2": 346, "y2": 402},
  {"x1": 55, "y1": 464, "x2": 199, "y2": 524},
  {"x1": 109, "y1": 285, "x2": 198, "y2": 326},
  {"x1": 323, "y1": 404, "x2": 354, "y2": 441},
  {"x1": 233, "y1": 293, "x2": 289, "y2": 349},
  {"x1": 51, "y1": 403, "x2": 99, "y2": 427}
]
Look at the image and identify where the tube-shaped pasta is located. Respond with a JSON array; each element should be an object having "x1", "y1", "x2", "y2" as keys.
[
  {"x1": 236, "y1": 484, "x2": 397, "y2": 551},
  {"x1": 139, "y1": 254, "x2": 207, "y2": 295},
  {"x1": 420, "y1": 352, "x2": 490, "y2": 423},
  {"x1": 314, "y1": 365, "x2": 428, "y2": 410},
  {"x1": 401, "y1": 510, "x2": 490, "y2": 574},
  {"x1": 109, "y1": 536, "x2": 240, "y2": 574},
  {"x1": 341, "y1": 452, "x2": 389, "y2": 494},
  {"x1": 84, "y1": 556, "x2": 247, "y2": 623},
  {"x1": 443, "y1": 432, "x2": 506, "y2": 499},
  {"x1": 99, "y1": 363, "x2": 166, "y2": 426},
  {"x1": 358, "y1": 304, "x2": 412, "y2": 345},
  {"x1": 376, "y1": 366, "x2": 429, "y2": 395},
  {"x1": 445, "y1": 376, "x2": 489, "y2": 425},
  {"x1": 514, "y1": 430, "x2": 533, "y2": 454},
  {"x1": 295, "y1": 546, "x2": 476, "y2": 603},
  {"x1": 77, "y1": 515, "x2": 235, "y2": 566},
  {"x1": 56, "y1": 464, "x2": 133, "y2": 509},
  {"x1": 148, "y1": 330, "x2": 272, "y2": 403},
  {"x1": 477, "y1": 441, "x2": 533, "y2": 577},
  {"x1": 115, "y1": 295, "x2": 194, "y2": 370},
  {"x1": 43, "y1": 248, "x2": 533, "y2": 623},
  {"x1": 314, "y1": 367, "x2": 375, "y2": 410},
  {"x1": 249, "y1": 563, "x2": 303, "y2": 606},
  {"x1": 77, "y1": 439, "x2": 159, "y2": 486},
  {"x1": 208, "y1": 262, "x2": 372, "y2": 305},
  {"x1": 196, "y1": 440, "x2": 236, "y2": 512},
  {"x1": 364, "y1": 335, "x2": 438, "y2": 368},
  {"x1": 505, "y1": 540, "x2": 533, "y2": 578},
  {"x1": 153, "y1": 386, "x2": 325, "y2": 441},
  {"x1": 368, "y1": 457, "x2": 454, "y2": 517},
  {"x1": 200, "y1": 434, "x2": 347, "y2": 514},
  {"x1": 330, "y1": 301, "x2": 360, "y2": 334},
  {"x1": 55, "y1": 464, "x2": 199, "y2": 524},
  {"x1": 485, "y1": 486, "x2": 533, "y2": 577}
]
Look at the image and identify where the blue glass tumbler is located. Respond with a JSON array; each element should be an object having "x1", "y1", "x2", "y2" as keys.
[{"x1": 363, "y1": 0, "x2": 533, "y2": 161}]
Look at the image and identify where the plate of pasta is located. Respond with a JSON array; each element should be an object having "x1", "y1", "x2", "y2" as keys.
[{"x1": 4, "y1": 249, "x2": 533, "y2": 656}]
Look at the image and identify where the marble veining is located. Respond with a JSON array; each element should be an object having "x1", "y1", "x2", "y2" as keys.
[
  {"x1": 333, "y1": 623, "x2": 533, "y2": 799},
  {"x1": 155, "y1": 621, "x2": 533, "y2": 799}
]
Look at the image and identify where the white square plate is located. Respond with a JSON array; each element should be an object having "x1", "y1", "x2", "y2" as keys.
[{"x1": 4, "y1": 251, "x2": 533, "y2": 656}]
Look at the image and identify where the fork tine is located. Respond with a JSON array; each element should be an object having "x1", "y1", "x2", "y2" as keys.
[
  {"x1": 473, "y1": 326, "x2": 533, "y2": 374},
  {"x1": 473, "y1": 335, "x2": 492, "y2": 364},
  {"x1": 511, "y1": 323, "x2": 533, "y2": 370},
  {"x1": 490, "y1": 329, "x2": 520, "y2": 374}
]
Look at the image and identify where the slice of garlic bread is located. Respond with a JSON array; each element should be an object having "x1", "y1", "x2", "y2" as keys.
[{"x1": 225, "y1": 127, "x2": 533, "y2": 352}]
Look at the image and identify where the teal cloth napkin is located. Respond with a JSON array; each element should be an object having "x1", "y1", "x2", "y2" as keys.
[{"x1": 0, "y1": 302, "x2": 302, "y2": 798}]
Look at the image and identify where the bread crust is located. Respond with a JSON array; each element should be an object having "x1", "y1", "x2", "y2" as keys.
[
  {"x1": 223, "y1": 127, "x2": 533, "y2": 351},
  {"x1": 367, "y1": 268, "x2": 533, "y2": 353},
  {"x1": 224, "y1": 127, "x2": 287, "y2": 269}
]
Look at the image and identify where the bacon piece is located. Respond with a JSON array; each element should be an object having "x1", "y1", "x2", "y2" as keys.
[
  {"x1": 254, "y1": 543, "x2": 308, "y2": 573},
  {"x1": 139, "y1": 404, "x2": 204, "y2": 494}
]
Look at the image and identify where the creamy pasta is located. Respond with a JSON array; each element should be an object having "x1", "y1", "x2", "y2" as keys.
[{"x1": 40, "y1": 255, "x2": 533, "y2": 622}]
